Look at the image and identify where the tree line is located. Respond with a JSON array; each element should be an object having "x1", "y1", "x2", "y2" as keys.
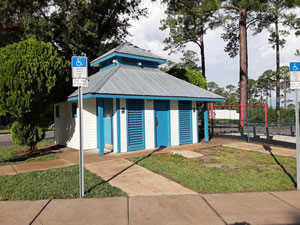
[
  {"x1": 206, "y1": 65, "x2": 295, "y2": 123},
  {"x1": 0, "y1": 0, "x2": 146, "y2": 151},
  {"x1": 160, "y1": 0, "x2": 300, "y2": 124},
  {"x1": 207, "y1": 66, "x2": 292, "y2": 107}
]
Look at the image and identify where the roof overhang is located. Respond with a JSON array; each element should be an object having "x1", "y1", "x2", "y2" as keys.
[
  {"x1": 90, "y1": 53, "x2": 167, "y2": 67},
  {"x1": 67, "y1": 93, "x2": 225, "y2": 102}
]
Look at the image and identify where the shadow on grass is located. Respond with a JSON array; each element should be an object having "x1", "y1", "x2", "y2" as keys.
[
  {"x1": 85, "y1": 146, "x2": 167, "y2": 195},
  {"x1": 0, "y1": 145, "x2": 65, "y2": 164},
  {"x1": 263, "y1": 144, "x2": 297, "y2": 188}
]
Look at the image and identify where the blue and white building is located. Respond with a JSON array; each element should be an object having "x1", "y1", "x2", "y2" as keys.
[{"x1": 54, "y1": 43, "x2": 224, "y2": 155}]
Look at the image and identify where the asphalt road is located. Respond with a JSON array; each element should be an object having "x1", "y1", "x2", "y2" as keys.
[{"x1": 0, "y1": 131, "x2": 54, "y2": 147}]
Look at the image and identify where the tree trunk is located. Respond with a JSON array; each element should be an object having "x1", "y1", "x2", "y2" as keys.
[
  {"x1": 200, "y1": 34, "x2": 206, "y2": 79},
  {"x1": 270, "y1": 89, "x2": 272, "y2": 108},
  {"x1": 284, "y1": 80, "x2": 287, "y2": 109},
  {"x1": 239, "y1": 8, "x2": 248, "y2": 122},
  {"x1": 29, "y1": 144, "x2": 38, "y2": 152},
  {"x1": 275, "y1": 17, "x2": 281, "y2": 125}
]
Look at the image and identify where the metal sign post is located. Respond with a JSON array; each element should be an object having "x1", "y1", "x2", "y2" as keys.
[
  {"x1": 296, "y1": 89, "x2": 299, "y2": 190},
  {"x1": 72, "y1": 56, "x2": 88, "y2": 197},
  {"x1": 78, "y1": 86, "x2": 84, "y2": 197},
  {"x1": 290, "y1": 62, "x2": 300, "y2": 190}
]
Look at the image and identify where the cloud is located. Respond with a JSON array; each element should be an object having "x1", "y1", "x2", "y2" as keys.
[{"x1": 128, "y1": 0, "x2": 300, "y2": 89}]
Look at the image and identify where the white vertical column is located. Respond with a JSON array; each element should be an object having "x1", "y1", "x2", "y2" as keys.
[
  {"x1": 144, "y1": 99, "x2": 155, "y2": 149},
  {"x1": 192, "y1": 101, "x2": 197, "y2": 143},
  {"x1": 120, "y1": 99, "x2": 127, "y2": 152},
  {"x1": 170, "y1": 100, "x2": 179, "y2": 146},
  {"x1": 113, "y1": 98, "x2": 118, "y2": 153}
]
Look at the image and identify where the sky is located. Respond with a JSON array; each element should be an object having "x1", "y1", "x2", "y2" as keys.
[{"x1": 127, "y1": 0, "x2": 300, "y2": 91}]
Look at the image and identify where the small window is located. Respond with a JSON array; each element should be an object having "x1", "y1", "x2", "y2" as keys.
[
  {"x1": 72, "y1": 102, "x2": 77, "y2": 118},
  {"x1": 56, "y1": 105, "x2": 60, "y2": 118}
]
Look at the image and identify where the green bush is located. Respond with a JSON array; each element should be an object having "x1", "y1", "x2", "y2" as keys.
[
  {"x1": 11, "y1": 121, "x2": 45, "y2": 150},
  {"x1": 0, "y1": 39, "x2": 70, "y2": 149},
  {"x1": 166, "y1": 66, "x2": 206, "y2": 88}
]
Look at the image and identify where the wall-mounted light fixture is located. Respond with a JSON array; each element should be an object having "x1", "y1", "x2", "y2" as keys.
[
  {"x1": 193, "y1": 107, "x2": 196, "y2": 112},
  {"x1": 112, "y1": 59, "x2": 118, "y2": 64},
  {"x1": 121, "y1": 108, "x2": 125, "y2": 114},
  {"x1": 137, "y1": 61, "x2": 142, "y2": 66}
]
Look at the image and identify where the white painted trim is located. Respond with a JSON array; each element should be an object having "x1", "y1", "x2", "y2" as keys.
[
  {"x1": 113, "y1": 98, "x2": 118, "y2": 153},
  {"x1": 192, "y1": 101, "x2": 197, "y2": 144},
  {"x1": 170, "y1": 100, "x2": 179, "y2": 146},
  {"x1": 120, "y1": 98, "x2": 127, "y2": 152},
  {"x1": 144, "y1": 99, "x2": 155, "y2": 149}
]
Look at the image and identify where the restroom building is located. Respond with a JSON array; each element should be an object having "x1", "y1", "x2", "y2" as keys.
[{"x1": 54, "y1": 43, "x2": 224, "y2": 155}]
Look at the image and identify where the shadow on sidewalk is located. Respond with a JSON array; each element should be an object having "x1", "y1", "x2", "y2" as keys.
[
  {"x1": 85, "y1": 146, "x2": 167, "y2": 195},
  {"x1": 231, "y1": 223, "x2": 251, "y2": 225},
  {"x1": 263, "y1": 144, "x2": 297, "y2": 188}
]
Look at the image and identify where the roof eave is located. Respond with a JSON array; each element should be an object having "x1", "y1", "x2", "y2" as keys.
[
  {"x1": 67, "y1": 93, "x2": 225, "y2": 102},
  {"x1": 90, "y1": 52, "x2": 166, "y2": 67}
]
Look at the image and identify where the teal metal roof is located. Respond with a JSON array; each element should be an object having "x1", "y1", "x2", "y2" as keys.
[{"x1": 69, "y1": 65, "x2": 224, "y2": 101}]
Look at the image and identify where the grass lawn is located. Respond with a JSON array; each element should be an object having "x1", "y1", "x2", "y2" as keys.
[
  {"x1": 132, "y1": 146, "x2": 297, "y2": 194},
  {"x1": 0, "y1": 141, "x2": 58, "y2": 166},
  {"x1": 0, "y1": 165, "x2": 126, "y2": 200},
  {"x1": 0, "y1": 129, "x2": 10, "y2": 134}
]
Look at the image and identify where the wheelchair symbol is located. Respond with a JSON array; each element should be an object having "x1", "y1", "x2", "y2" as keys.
[
  {"x1": 293, "y1": 63, "x2": 299, "y2": 71},
  {"x1": 76, "y1": 58, "x2": 83, "y2": 67}
]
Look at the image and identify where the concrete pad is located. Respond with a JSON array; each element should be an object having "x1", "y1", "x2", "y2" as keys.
[
  {"x1": 172, "y1": 150, "x2": 204, "y2": 159},
  {"x1": 130, "y1": 195, "x2": 225, "y2": 225},
  {"x1": 33, "y1": 197, "x2": 128, "y2": 225},
  {"x1": 85, "y1": 158, "x2": 140, "y2": 179},
  {"x1": 204, "y1": 192, "x2": 300, "y2": 225},
  {"x1": 13, "y1": 159, "x2": 74, "y2": 173},
  {"x1": 0, "y1": 165, "x2": 16, "y2": 176},
  {"x1": 271, "y1": 191, "x2": 300, "y2": 210},
  {"x1": 86, "y1": 159, "x2": 196, "y2": 196},
  {"x1": 223, "y1": 142, "x2": 296, "y2": 157},
  {"x1": 0, "y1": 200, "x2": 48, "y2": 225}
]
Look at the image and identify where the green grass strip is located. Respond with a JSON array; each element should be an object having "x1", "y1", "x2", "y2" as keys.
[
  {"x1": 132, "y1": 147, "x2": 296, "y2": 194},
  {"x1": 0, "y1": 165, "x2": 126, "y2": 200}
]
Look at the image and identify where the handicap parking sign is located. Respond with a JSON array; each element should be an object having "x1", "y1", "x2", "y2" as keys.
[
  {"x1": 290, "y1": 62, "x2": 300, "y2": 72},
  {"x1": 72, "y1": 56, "x2": 88, "y2": 79},
  {"x1": 72, "y1": 57, "x2": 87, "y2": 68}
]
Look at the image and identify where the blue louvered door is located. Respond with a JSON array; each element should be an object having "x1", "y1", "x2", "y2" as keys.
[
  {"x1": 127, "y1": 99, "x2": 145, "y2": 151},
  {"x1": 179, "y1": 101, "x2": 193, "y2": 145}
]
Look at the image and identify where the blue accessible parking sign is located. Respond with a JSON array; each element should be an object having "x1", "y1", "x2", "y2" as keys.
[
  {"x1": 290, "y1": 62, "x2": 300, "y2": 72},
  {"x1": 72, "y1": 56, "x2": 88, "y2": 79},
  {"x1": 72, "y1": 56, "x2": 87, "y2": 68}
]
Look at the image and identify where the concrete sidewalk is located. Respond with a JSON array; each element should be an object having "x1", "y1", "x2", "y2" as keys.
[
  {"x1": 0, "y1": 159, "x2": 74, "y2": 176},
  {"x1": 1, "y1": 191, "x2": 300, "y2": 225},
  {"x1": 85, "y1": 158, "x2": 196, "y2": 196}
]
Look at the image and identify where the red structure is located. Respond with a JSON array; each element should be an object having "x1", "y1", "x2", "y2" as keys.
[{"x1": 210, "y1": 103, "x2": 268, "y2": 136}]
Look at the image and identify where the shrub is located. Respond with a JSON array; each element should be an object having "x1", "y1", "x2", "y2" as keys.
[{"x1": 11, "y1": 121, "x2": 45, "y2": 151}]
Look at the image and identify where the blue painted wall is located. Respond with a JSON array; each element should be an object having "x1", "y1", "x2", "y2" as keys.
[
  {"x1": 126, "y1": 99, "x2": 145, "y2": 151},
  {"x1": 116, "y1": 99, "x2": 121, "y2": 153},
  {"x1": 96, "y1": 98, "x2": 104, "y2": 155},
  {"x1": 204, "y1": 102, "x2": 209, "y2": 142},
  {"x1": 178, "y1": 101, "x2": 193, "y2": 145}
]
